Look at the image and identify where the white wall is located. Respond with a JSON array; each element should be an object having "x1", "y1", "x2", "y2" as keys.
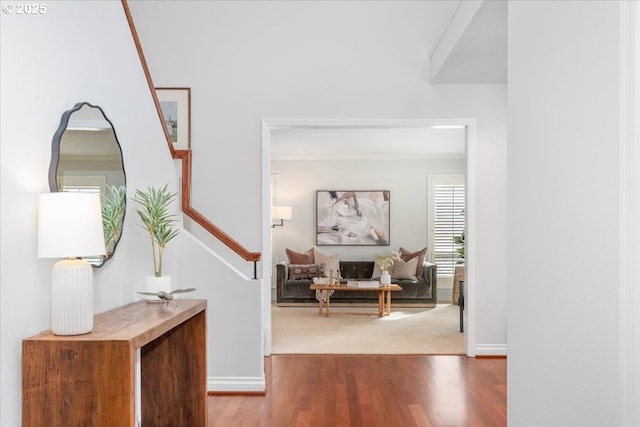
[
  {"x1": 0, "y1": 3, "x2": 163, "y2": 424},
  {"x1": 0, "y1": 2, "x2": 263, "y2": 424},
  {"x1": 129, "y1": 1, "x2": 508, "y2": 355},
  {"x1": 271, "y1": 157, "x2": 464, "y2": 268},
  {"x1": 173, "y1": 233, "x2": 264, "y2": 391},
  {"x1": 0, "y1": 3, "x2": 180, "y2": 424},
  {"x1": 507, "y1": 1, "x2": 623, "y2": 425}
]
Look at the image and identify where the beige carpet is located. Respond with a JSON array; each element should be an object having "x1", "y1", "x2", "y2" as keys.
[{"x1": 271, "y1": 304, "x2": 464, "y2": 355}]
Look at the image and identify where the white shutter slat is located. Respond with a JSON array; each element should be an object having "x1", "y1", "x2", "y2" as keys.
[{"x1": 432, "y1": 183, "x2": 465, "y2": 275}]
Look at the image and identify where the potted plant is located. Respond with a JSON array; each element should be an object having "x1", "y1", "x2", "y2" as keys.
[
  {"x1": 374, "y1": 251, "x2": 399, "y2": 286},
  {"x1": 454, "y1": 208, "x2": 465, "y2": 262},
  {"x1": 132, "y1": 184, "x2": 179, "y2": 296},
  {"x1": 453, "y1": 209, "x2": 466, "y2": 305},
  {"x1": 454, "y1": 230, "x2": 465, "y2": 261}
]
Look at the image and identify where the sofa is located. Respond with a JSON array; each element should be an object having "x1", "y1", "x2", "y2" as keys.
[{"x1": 276, "y1": 260, "x2": 437, "y2": 307}]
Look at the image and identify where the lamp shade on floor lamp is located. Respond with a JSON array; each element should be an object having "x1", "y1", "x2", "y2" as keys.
[
  {"x1": 272, "y1": 205, "x2": 292, "y2": 227},
  {"x1": 37, "y1": 192, "x2": 106, "y2": 335}
]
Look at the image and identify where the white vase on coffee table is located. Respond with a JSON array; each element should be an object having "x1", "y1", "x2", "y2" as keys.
[{"x1": 380, "y1": 270, "x2": 391, "y2": 286}]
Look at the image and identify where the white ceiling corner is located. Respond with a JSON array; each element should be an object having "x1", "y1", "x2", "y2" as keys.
[{"x1": 430, "y1": 0, "x2": 507, "y2": 84}]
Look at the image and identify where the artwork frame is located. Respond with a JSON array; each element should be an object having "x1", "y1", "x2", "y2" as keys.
[
  {"x1": 155, "y1": 87, "x2": 191, "y2": 150},
  {"x1": 316, "y1": 190, "x2": 390, "y2": 246}
]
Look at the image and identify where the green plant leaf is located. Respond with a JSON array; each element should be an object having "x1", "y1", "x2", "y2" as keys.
[{"x1": 102, "y1": 185, "x2": 126, "y2": 255}]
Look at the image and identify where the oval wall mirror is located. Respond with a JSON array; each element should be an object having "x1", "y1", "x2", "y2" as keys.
[{"x1": 48, "y1": 102, "x2": 126, "y2": 267}]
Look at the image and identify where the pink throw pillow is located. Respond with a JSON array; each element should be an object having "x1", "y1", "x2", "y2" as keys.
[
  {"x1": 286, "y1": 248, "x2": 315, "y2": 264},
  {"x1": 399, "y1": 246, "x2": 427, "y2": 277}
]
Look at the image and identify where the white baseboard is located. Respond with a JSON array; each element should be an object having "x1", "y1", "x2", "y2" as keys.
[
  {"x1": 207, "y1": 375, "x2": 266, "y2": 393},
  {"x1": 475, "y1": 344, "x2": 507, "y2": 357}
]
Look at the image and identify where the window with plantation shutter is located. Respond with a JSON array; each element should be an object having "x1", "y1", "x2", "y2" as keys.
[
  {"x1": 57, "y1": 176, "x2": 106, "y2": 195},
  {"x1": 428, "y1": 176, "x2": 465, "y2": 276},
  {"x1": 61, "y1": 185, "x2": 101, "y2": 194}
]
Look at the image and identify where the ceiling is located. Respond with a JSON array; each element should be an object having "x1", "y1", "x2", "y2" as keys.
[
  {"x1": 431, "y1": 0, "x2": 507, "y2": 84},
  {"x1": 271, "y1": 0, "x2": 506, "y2": 159}
]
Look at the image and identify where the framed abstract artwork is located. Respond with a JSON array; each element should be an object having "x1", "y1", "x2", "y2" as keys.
[
  {"x1": 155, "y1": 87, "x2": 191, "y2": 150},
  {"x1": 316, "y1": 190, "x2": 390, "y2": 246}
]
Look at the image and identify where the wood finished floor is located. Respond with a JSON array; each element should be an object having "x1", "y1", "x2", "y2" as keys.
[{"x1": 208, "y1": 355, "x2": 506, "y2": 427}]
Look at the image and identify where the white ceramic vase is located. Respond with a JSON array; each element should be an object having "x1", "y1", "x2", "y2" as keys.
[
  {"x1": 380, "y1": 270, "x2": 391, "y2": 286},
  {"x1": 144, "y1": 275, "x2": 171, "y2": 301}
]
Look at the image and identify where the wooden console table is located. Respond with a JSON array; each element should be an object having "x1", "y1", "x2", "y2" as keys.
[{"x1": 22, "y1": 299, "x2": 207, "y2": 427}]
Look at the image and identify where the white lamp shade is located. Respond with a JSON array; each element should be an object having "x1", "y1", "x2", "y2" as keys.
[
  {"x1": 38, "y1": 192, "x2": 106, "y2": 258},
  {"x1": 272, "y1": 205, "x2": 292, "y2": 221}
]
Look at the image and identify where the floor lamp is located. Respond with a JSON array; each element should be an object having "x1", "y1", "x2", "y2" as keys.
[{"x1": 271, "y1": 206, "x2": 292, "y2": 228}]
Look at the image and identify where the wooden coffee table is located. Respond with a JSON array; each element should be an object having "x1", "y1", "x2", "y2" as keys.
[{"x1": 309, "y1": 283, "x2": 403, "y2": 317}]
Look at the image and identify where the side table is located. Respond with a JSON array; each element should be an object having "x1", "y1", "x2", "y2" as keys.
[{"x1": 452, "y1": 264, "x2": 466, "y2": 305}]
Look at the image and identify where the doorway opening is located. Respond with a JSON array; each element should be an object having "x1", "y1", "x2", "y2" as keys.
[{"x1": 261, "y1": 118, "x2": 476, "y2": 357}]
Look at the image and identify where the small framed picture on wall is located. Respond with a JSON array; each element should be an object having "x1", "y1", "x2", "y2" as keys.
[
  {"x1": 155, "y1": 87, "x2": 191, "y2": 150},
  {"x1": 316, "y1": 190, "x2": 390, "y2": 246}
]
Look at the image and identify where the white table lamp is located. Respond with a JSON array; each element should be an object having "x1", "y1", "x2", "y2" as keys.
[{"x1": 38, "y1": 192, "x2": 106, "y2": 335}]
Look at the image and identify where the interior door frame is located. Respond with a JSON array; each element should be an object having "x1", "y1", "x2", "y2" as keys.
[{"x1": 261, "y1": 117, "x2": 477, "y2": 357}]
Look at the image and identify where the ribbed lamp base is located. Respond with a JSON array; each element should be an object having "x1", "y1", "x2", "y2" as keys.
[{"x1": 51, "y1": 258, "x2": 93, "y2": 335}]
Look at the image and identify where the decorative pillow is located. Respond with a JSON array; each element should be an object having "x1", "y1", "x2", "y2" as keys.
[
  {"x1": 391, "y1": 257, "x2": 418, "y2": 281},
  {"x1": 289, "y1": 264, "x2": 325, "y2": 280},
  {"x1": 314, "y1": 249, "x2": 340, "y2": 276},
  {"x1": 399, "y1": 246, "x2": 427, "y2": 277},
  {"x1": 286, "y1": 248, "x2": 314, "y2": 265}
]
